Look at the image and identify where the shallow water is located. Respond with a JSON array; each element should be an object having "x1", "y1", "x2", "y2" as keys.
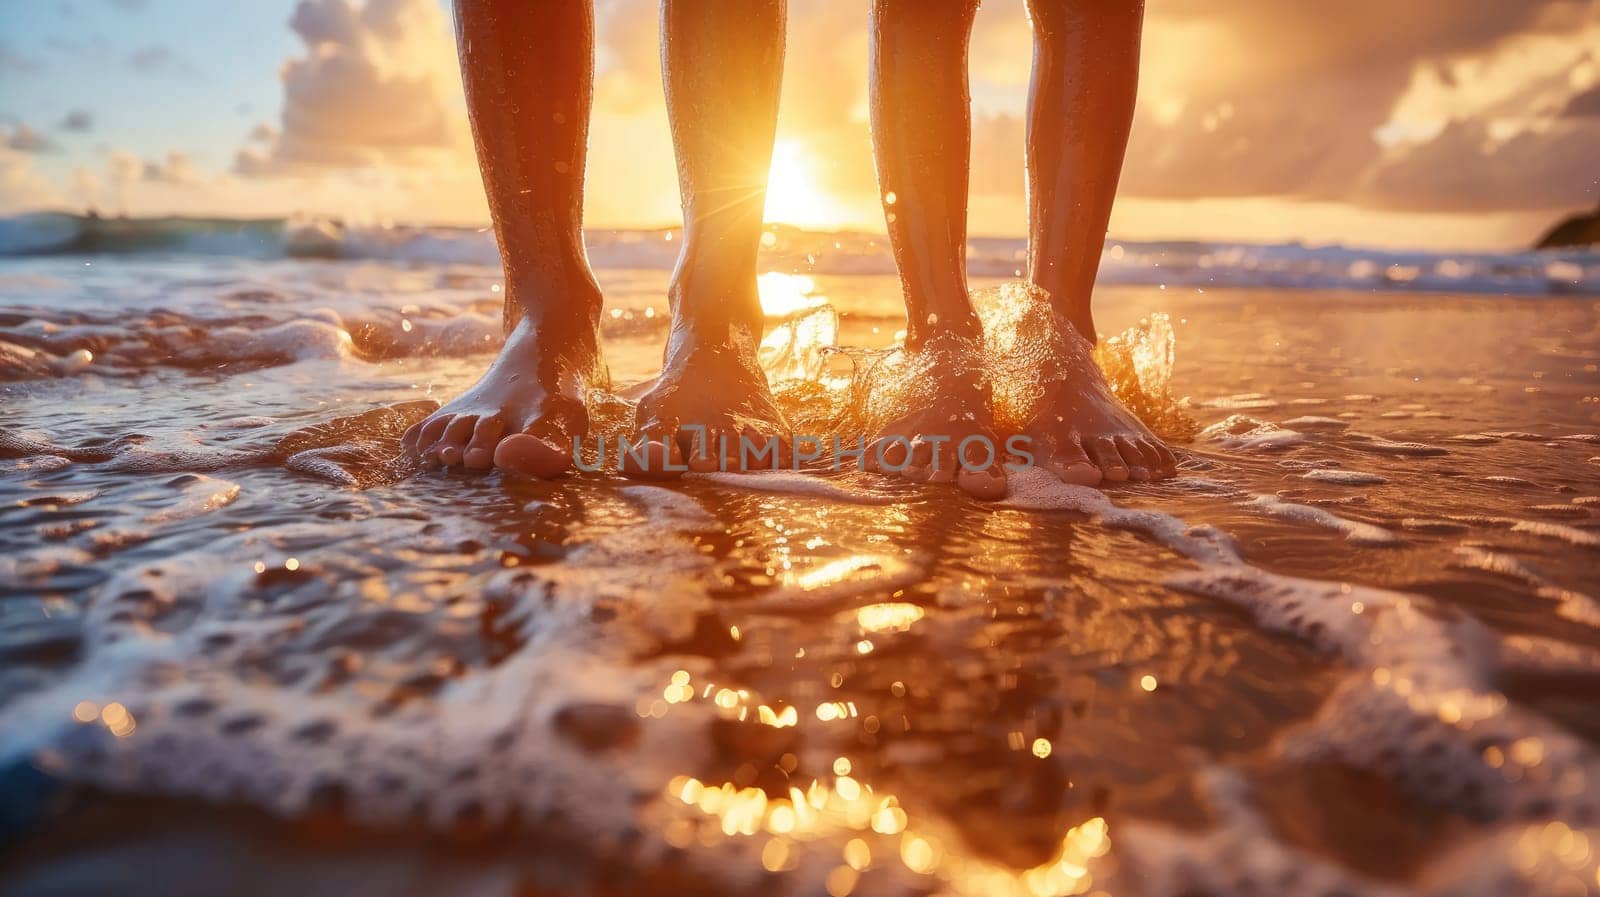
[{"x1": 2, "y1": 255, "x2": 1599, "y2": 897}]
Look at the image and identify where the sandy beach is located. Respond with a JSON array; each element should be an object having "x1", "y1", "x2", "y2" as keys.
[{"x1": 2, "y1": 230, "x2": 1598, "y2": 895}]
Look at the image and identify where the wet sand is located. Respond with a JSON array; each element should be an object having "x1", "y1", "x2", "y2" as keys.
[{"x1": 2, "y1": 256, "x2": 1599, "y2": 896}]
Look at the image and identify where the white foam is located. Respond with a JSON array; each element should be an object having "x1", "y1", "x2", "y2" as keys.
[
  {"x1": 1169, "y1": 565, "x2": 1600, "y2": 823},
  {"x1": 1281, "y1": 415, "x2": 1349, "y2": 431},
  {"x1": 1199, "y1": 414, "x2": 1308, "y2": 451},
  {"x1": 140, "y1": 474, "x2": 241, "y2": 524},
  {"x1": 206, "y1": 319, "x2": 356, "y2": 363},
  {"x1": 1402, "y1": 518, "x2": 1471, "y2": 534},
  {"x1": 1347, "y1": 432, "x2": 1449, "y2": 456},
  {"x1": 1246, "y1": 494, "x2": 1399, "y2": 545},
  {"x1": 1198, "y1": 393, "x2": 1280, "y2": 411},
  {"x1": 1450, "y1": 515, "x2": 1600, "y2": 549},
  {"x1": 1483, "y1": 475, "x2": 1538, "y2": 488},
  {"x1": 1300, "y1": 469, "x2": 1389, "y2": 486},
  {"x1": 1003, "y1": 468, "x2": 1241, "y2": 565},
  {"x1": 4, "y1": 499, "x2": 724, "y2": 848}
]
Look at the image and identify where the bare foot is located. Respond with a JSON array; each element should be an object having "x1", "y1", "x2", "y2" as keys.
[
  {"x1": 400, "y1": 311, "x2": 601, "y2": 479},
  {"x1": 625, "y1": 326, "x2": 788, "y2": 478},
  {"x1": 867, "y1": 346, "x2": 1008, "y2": 501},
  {"x1": 1018, "y1": 325, "x2": 1177, "y2": 487}
]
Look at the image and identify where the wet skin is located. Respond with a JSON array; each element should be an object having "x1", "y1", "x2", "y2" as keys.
[
  {"x1": 1025, "y1": 0, "x2": 1145, "y2": 344},
  {"x1": 405, "y1": 0, "x2": 605, "y2": 476},
  {"x1": 629, "y1": 0, "x2": 791, "y2": 478},
  {"x1": 411, "y1": 0, "x2": 790, "y2": 480},
  {"x1": 417, "y1": 0, "x2": 1171, "y2": 488},
  {"x1": 869, "y1": 0, "x2": 1174, "y2": 493},
  {"x1": 864, "y1": 341, "x2": 1009, "y2": 501}
]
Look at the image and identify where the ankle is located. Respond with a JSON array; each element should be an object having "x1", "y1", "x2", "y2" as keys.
[
  {"x1": 504, "y1": 272, "x2": 603, "y2": 330},
  {"x1": 666, "y1": 270, "x2": 764, "y2": 342},
  {"x1": 505, "y1": 302, "x2": 601, "y2": 362},
  {"x1": 1027, "y1": 276, "x2": 1096, "y2": 343},
  {"x1": 904, "y1": 304, "x2": 983, "y2": 349}
]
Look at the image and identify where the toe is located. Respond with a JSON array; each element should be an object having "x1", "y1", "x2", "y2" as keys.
[
  {"x1": 421, "y1": 414, "x2": 459, "y2": 466},
  {"x1": 621, "y1": 436, "x2": 684, "y2": 480},
  {"x1": 463, "y1": 415, "x2": 506, "y2": 470},
  {"x1": 957, "y1": 463, "x2": 1007, "y2": 501},
  {"x1": 1115, "y1": 436, "x2": 1151, "y2": 481},
  {"x1": 957, "y1": 433, "x2": 1000, "y2": 473},
  {"x1": 682, "y1": 427, "x2": 720, "y2": 472},
  {"x1": 901, "y1": 438, "x2": 937, "y2": 480},
  {"x1": 717, "y1": 429, "x2": 748, "y2": 471},
  {"x1": 1047, "y1": 435, "x2": 1102, "y2": 486},
  {"x1": 741, "y1": 427, "x2": 783, "y2": 470},
  {"x1": 412, "y1": 415, "x2": 450, "y2": 461},
  {"x1": 494, "y1": 433, "x2": 573, "y2": 479},
  {"x1": 926, "y1": 440, "x2": 958, "y2": 484},
  {"x1": 1089, "y1": 436, "x2": 1130, "y2": 482},
  {"x1": 435, "y1": 415, "x2": 477, "y2": 467},
  {"x1": 1135, "y1": 439, "x2": 1169, "y2": 479},
  {"x1": 400, "y1": 420, "x2": 424, "y2": 455},
  {"x1": 1150, "y1": 440, "x2": 1179, "y2": 477},
  {"x1": 864, "y1": 437, "x2": 888, "y2": 472},
  {"x1": 873, "y1": 436, "x2": 911, "y2": 473}
]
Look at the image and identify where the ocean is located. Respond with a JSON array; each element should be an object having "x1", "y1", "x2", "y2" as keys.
[{"x1": 1, "y1": 215, "x2": 1598, "y2": 896}]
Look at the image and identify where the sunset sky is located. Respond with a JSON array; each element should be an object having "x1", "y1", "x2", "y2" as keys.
[{"x1": 2, "y1": 0, "x2": 1597, "y2": 249}]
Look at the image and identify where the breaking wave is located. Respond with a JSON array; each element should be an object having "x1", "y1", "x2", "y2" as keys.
[{"x1": 3, "y1": 212, "x2": 1596, "y2": 296}]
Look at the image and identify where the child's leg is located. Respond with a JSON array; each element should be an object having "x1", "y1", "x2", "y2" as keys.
[
  {"x1": 403, "y1": 0, "x2": 604, "y2": 478},
  {"x1": 865, "y1": 0, "x2": 1005, "y2": 499},
  {"x1": 1025, "y1": 0, "x2": 1142, "y2": 342},
  {"x1": 628, "y1": 0, "x2": 789, "y2": 475},
  {"x1": 1016, "y1": 0, "x2": 1176, "y2": 484}
]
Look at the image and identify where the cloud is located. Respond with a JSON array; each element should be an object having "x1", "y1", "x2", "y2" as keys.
[
  {"x1": 58, "y1": 109, "x2": 95, "y2": 133},
  {"x1": 73, "y1": 166, "x2": 103, "y2": 208},
  {"x1": 0, "y1": 147, "x2": 63, "y2": 212},
  {"x1": 141, "y1": 151, "x2": 204, "y2": 186},
  {"x1": 126, "y1": 44, "x2": 194, "y2": 75},
  {"x1": 1115, "y1": 0, "x2": 1600, "y2": 213},
  {"x1": 573, "y1": 0, "x2": 1600, "y2": 230},
  {"x1": 2, "y1": 123, "x2": 59, "y2": 153},
  {"x1": 107, "y1": 149, "x2": 206, "y2": 188},
  {"x1": 0, "y1": 42, "x2": 43, "y2": 73},
  {"x1": 78, "y1": 0, "x2": 1582, "y2": 235},
  {"x1": 236, "y1": 0, "x2": 469, "y2": 176},
  {"x1": 1564, "y1": 85, "x2": 1600, "y2": 117},
  {"x1": 1360, "y1": 118, "x2": 1600, "y2": 212}
]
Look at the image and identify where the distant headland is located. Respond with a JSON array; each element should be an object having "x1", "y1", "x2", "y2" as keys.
[{"x1": 1536, "y1": 202, "x2": 1600, "y2": 249}]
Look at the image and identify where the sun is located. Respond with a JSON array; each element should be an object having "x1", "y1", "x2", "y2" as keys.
[{"x1": 763, "y1": 140, "x2": 837, "y2": 229}]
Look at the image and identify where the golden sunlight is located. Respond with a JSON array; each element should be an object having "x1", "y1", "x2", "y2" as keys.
[
  {"x1": 756, "y1": 271, "x2": 821, "y2": 317},
  {"x1": 763, "y1": 140, "x2": 837, "y2": 229}
]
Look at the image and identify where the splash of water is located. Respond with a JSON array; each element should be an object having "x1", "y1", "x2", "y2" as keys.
[
  {"x1": 767, "y1": 279, "x2": 1197, "y2": 444},
  {"x1": 1092, "y1": 310, "x2": 1199, "y2": 441}
]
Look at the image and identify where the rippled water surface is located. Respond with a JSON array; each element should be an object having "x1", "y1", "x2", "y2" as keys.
[{"x1": 2, "y1": 255, "x2": 1599, "y2": 897}]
